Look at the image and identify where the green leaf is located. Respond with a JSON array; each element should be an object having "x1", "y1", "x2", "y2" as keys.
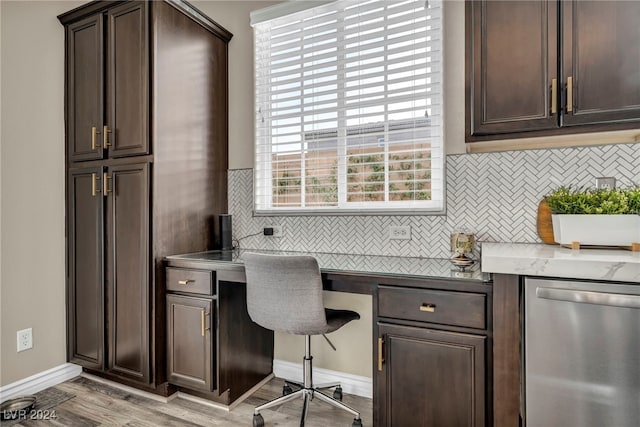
[{"x1": 544, "y1": 185, "x2": 639, "y2": 215}]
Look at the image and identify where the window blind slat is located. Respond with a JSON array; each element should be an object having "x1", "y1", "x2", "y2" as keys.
[{"x1": 262, "y1": 48, "x2": 441, "y2": 84}]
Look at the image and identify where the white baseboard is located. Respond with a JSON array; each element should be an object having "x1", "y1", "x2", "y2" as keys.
[
  {"x1": 0, "y1": 363, "x2": 82, "y2": 401},
  {"x1": 0, "y1": 361, "x2": 371, "y2": 404},
  {"x1": 273, "y1": 359, "x2": 372, "y2": 399}
]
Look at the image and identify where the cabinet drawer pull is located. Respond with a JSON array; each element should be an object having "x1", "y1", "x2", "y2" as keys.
[
  {"x1": 178, "y1": 279, "x2": 194, "y2": 285},
  {"x1": 91, "y1": 126, "x2": 101, "y2": 150},
  {"x1": 419, "y1": 303, "x2": 436, "y2": 313},
  {"x1": 550, "y1": 78, "x2": 557, "y2": 114},
  {"x1": 566, "y1": 76, "x2": 573, "y2": 113},
  {"x1": 377, "y1": 337, "x2": 385, "y2": 371}
]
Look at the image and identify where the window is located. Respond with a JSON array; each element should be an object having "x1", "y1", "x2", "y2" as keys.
[{"x1": 252, "y1": 0, "x2": 443, "y2": 214}]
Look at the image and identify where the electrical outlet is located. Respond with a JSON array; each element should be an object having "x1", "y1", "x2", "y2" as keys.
[
  {"x1": 595, "y1": 177, "x2": 616, "y2": 190},
  {"x1": 17, "y1": 328, "x2": 32, "y2": 352},
  {"x1": 265, "y1": 225, "x2": 283, "y2": 238},
  {"x1": 389, "y1": 226, "x2": 411, "y2": 240}
]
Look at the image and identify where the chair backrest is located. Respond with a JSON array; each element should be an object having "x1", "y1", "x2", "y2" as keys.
[{"x1": 243, "y1": 252, "x2": 328, "y2": 335}]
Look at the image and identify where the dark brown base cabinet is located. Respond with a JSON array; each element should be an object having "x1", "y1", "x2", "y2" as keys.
[
  {"x1": 377, "y1": 324, "x2": 486, "y2": 427},
  {"x1": 167, "y1": 295, "x2": 214, "y2": 392},
  {"x1": 60, "y1": 0, "x2": 232, "y2": 394},
  {"x1": 166, "y1": 268, "x2": 274, "y2": 404},
  {"x1": 375, "y1": 284, "x2": 489, "y2": 427}
]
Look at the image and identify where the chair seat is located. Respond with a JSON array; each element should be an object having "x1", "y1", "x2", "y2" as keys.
[{"x1": 324, "y1": 309, "x2": 360, "y2": 334}]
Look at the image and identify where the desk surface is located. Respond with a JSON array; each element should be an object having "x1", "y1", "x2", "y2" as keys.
[{"x1": 165, "y1": 248, "x2": 489, "y2": 283}]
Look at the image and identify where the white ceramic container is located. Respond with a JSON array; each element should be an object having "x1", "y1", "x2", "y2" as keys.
[{"x1": 551, "y1": 214, "x2": 640, "y2": 246}]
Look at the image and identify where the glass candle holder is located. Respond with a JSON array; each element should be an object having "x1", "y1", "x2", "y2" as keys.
[{"x1": 451, "y1": 232, "x2": 475, "y2": 258}]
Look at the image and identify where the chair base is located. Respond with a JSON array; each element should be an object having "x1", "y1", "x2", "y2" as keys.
[{"x1": 253, "y1": 335, "x2": 362, "y2": 427}]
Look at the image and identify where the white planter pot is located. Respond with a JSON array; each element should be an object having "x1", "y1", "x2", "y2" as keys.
[{"x1": 551, "y1": 214, "x2": 640, "y2": 246}]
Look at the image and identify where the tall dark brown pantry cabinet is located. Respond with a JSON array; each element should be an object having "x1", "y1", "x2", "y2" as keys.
[{"x1": 60, "y1": 0, "x2": 232, "y2": 394}]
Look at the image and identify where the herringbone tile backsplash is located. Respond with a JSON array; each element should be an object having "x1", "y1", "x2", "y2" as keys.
[{"x1": 228, "y1": 143, "x2": 640, "y2": 258}]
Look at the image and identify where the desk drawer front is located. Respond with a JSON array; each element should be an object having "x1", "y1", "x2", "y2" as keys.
[
  {"x1": 378, "y1": 286, "x2": 486, "y2": 329},
  {"x1": 167, "y1": 268, "x2": 214, "y2": 295}
]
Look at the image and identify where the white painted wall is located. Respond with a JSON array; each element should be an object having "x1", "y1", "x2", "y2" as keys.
[{"x1": 0, "y1": 0, "x2": 85, "y2": 387}]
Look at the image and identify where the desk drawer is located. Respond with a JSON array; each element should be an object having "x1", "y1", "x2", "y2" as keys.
[
  {"x1": 166, "y1": 268, "x2": 214, "y2": 295},
  {"x1": 378, "y1": 286, "x2": 486, "y2": 329}
]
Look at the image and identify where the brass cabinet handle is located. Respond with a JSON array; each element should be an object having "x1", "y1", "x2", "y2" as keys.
[
  {"x1": 91, "y1": 173, "x2": 100, "y2": 197},
  {"x1": 103, "y1": 125, "x2": 111, "y2": 147},
  {"x1": 419, "y1": 303, "x2": 436, "y2": 313},
  {"x1": 201, "y1": 310, "x2": 206, "y2": 336},
  {"x1": 377, "y1": 337, "x2": 384, "y2": 371},
  {"x1": 178, "y1": 279, "x2": 194, "y2": 285},
  {"x1": 566, "y1": 76, "x2": 573, "y2": 113},
  {"x1": 550, "y1": 79, "x2": 557, "y2": 115},
  {"x1": 201, "y1": 311, "x2": 210, "y2": 336},
  {"x1": 103, "y1": 172, "x2": 111, "y2": 197},
  {"x1": 91, "y1": 126, "x2": 101, "y2": 150}
]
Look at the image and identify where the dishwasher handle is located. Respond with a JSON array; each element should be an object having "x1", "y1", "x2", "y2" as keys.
[{"x1": 536, "y1": 286, "x2": 640, "y2": 309}]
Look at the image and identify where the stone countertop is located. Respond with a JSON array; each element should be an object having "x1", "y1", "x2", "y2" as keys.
[
  {"x1": 165, "y1": 248, "x2": 490, "y2": 283},
  {"x1": 481, "y1": 242, "x2": 640, "y2": 283}
]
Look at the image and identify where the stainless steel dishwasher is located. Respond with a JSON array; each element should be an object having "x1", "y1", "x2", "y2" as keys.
[{"x1": 525, "y1": 278, "x2": 640, "y2": 427}]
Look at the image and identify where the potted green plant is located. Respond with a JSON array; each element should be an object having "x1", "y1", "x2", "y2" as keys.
[{"x1": 545, "y1": 186, "x2": 640, "y2": 246}]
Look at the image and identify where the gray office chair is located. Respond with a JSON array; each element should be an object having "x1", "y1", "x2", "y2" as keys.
[{"x1": 243, "y1": 252, "x2": 363, "y2": 427}]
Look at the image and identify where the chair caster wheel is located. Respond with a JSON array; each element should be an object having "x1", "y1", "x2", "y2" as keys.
[
  {"x1": 283, "y1": 384, "x2": 293, "y2": 396},
  {"x1": 352, "y1": 418, "x2": 363, "y2": 427},
  {"x1": 253, "y1": 413, "x2": 265, "y2": 427},
  {"x1": 333, "y1": 386, "x2": 343, "y2": 401}
]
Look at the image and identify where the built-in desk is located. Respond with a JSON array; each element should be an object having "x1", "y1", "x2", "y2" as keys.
[
  {"x1": 166, "y1": 248, "x2": 488, "y2": 287},
  {"x1": 164, "y1": 249, "x2": 492, "y2": 426}
]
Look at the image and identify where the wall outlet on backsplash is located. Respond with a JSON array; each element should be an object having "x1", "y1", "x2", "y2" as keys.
[
  {"x1": 389, "y1": 226, "x2": 411, "y2": 240},
  {"x1": 264, "y1": 225, "x2": 283, "y2": 238},
  {"x1": 595, "y1": 177, "x2": 616, "y2": 189}
]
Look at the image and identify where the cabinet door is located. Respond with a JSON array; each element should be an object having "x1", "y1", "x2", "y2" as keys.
[
  {"x1": 562, "y1": 1, "x2": 640, "y2": 126},
  {"x1": 376, "y1": 323, "x2": 486, "y2": 427},
  {"x1": 106, "y1": 163, "x2": 150, "y2": 383},
  {"x1": 167, "y1": 294, "x2": 215, "y2": 392},
  {"x1": 106, "y1": 2, "x2": 149, "y2": 157},
  {"x1": 68, "y1": 167, "x2": 104, "y2": 369},
  {"x1": 467, "y1": 1, "x2": 558, "y2": 136},
  {"x1": 67, "y1": 15, "x2": 104, "y2": 161}
]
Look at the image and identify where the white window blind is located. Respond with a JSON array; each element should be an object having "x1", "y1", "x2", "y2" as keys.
[{"x1": 253, "y1": 0, "x2": 444, "y2": 214}]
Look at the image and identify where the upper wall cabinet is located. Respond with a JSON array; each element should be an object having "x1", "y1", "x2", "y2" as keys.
[
  {"x1": 67, "y1": 2, "x2": 148, "y2": 161},
  {"x1": 466, "y1": 0, "x2": 640, "y2": 142},
  {"x1": 562, "y1": 1, "x2": 640, "y2": 127}
]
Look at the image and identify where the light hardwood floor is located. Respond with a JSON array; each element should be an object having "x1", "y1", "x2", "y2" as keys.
[{"x1": 2, "y1": 376, "x2": 372, "y2": 426}]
